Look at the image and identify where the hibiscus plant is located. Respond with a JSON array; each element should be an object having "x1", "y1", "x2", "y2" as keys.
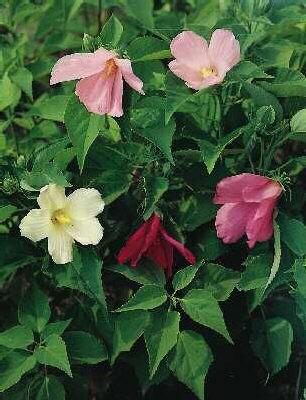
[{"x1": 0, "y1": 0, "x2": 305, "y2": 399}]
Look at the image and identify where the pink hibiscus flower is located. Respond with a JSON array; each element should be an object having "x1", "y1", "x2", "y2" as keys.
[
  {"x1": 117, "y1": 213, "x2": 196, "y2": 277},
  {"x1": 168, "y1": 29, "x2": 240, "y2": 90},
  {"x1": 213, "y1": 174, "x2": 282, "y2": 248},
  {"x1": 50, "y1": 48, "x2": 144, "y2": 117}
]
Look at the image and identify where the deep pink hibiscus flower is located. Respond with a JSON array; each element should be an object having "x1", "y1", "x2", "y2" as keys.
[
  {"x1": 213, "y1": 174, "x2": 282, "y2": 248},
  {"x1": 117, "y1": 213, "x2": 196, "y2": 277},
  {"x1": 50, "y1": 48, "x2": 144, "y2": 117},
  {"x1": 169, "y1": 29, "x2": 240, "y2": 90}
]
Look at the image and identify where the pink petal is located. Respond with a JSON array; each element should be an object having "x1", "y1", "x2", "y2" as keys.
[
  {"x1": 214, "y1": 173, "x2": 271, "y2": 204},
  {"x1": 246, "y1": 200, "x2": 276, "y2": 248},
  {"x1": 243, "y1": 180, "x2": 282, "y2": 203},
  {"x1": 117, "y1": 214, "x2": 161, "y2": 267},
  {"x1": 215, "y1": 202, "x2": 257, "y2": 244},
  {"x1": 168, "y1": 60, "x2": 204, "y2": 90},
  {"x1": 50, "y1": 48, "x2": 116, "y2": 85},
  {"x1": 170, "y1": 31, "x2": 209, "y2": 70},
  {"x1": 115, "y1": 59, "x2": 144, "y2": 94},
  {"x1": 108, "y1": 70, "x2": 123, "y2": 117},
  {"x1": 75, "y1": 72, "x2": 115, "y2": 116},
  {"x1": 160, "y1": 226, "x2": 196, "y2": 266},
  {"x1": 208, "y1": 29, "x2": 240, "y2": 74}
]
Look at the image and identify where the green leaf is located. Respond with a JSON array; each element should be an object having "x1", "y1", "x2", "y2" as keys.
[
  {"x1": 198, "y1": 129, "x2": 243, "y2": 174},
  {"x1": 64, "y1": 95, "x2": 101, "y2": 172},
  {"x1": 0, "y1": 351, "x2": 36, "y2": 392},
  {"x1": 94, "y1": 169, "x2": 132, "y2": 205},
  {"x1": 165, "y1": 72, "x2": 192, "y2": 123},
  {"x1": 123, "y1": 0, "x2": 154, "y2": 29},
  {"x1": 111, "y1": 310, "x2": 149, "y2": 364},
  {"x1": 260, "y1": 79, "x2": 306, "y2": 97},
  {"x1": 291, "y1": 109, "x2": 306, "y2": 133},
  {"x1": 115, "y1": 285, "x2": 167, "y2": 312},
  {"x1": 278, "y1": 213, "x2": 306, "y2": 256},
  {"x1": 0, "y1": 74, "x2": 20, "y2": 111},
  {"x1": 172, "y1": 263, "x2": 202, "y2": 292},
  {"x1": 143, "y1": 175, "x2": 168, "y2": 219},
  {"x1": 251, "y1": 317, "x2": 293, "y2": 375},
  {"x1": 293, "y1": 258, "x2": 306, "y2": 297},
  {"x1": 32, "y1": 95, "x2": 70, "y2": 122},
  {"x1": 0, "y1": 326, "x2": 33, "y2": 350},
  {"x1": 42, "y1": 320, "x2": 72, "y2": 340},
  {"x1": 97, "y1": 15, "x2": 123, "y2": 47},
  {"x1": 35, "y1": 334, "x2": 72, "y2": 377},
  {"x1": 145, "y1": 310, "x2": 180, "y2": 378},
  {"x1": 18, "y1": 285, "x2": 51, "y2": 333},
  {"x1": 0, "y1": 205, "x2": 18, "y2": 223},
  {"x1": 180, "y1": 289, "x2": 232, "y2": 343},
  {"x1": 193, "y1": 263, "x2": 240, "y2": 301},
  {"x1": 64, "y1": 331, "x2": 107, "y2": 365},
  {"x1": 237, "y1": 254, "x2": 272, "y2": 291},
  {"x1": 128, "y1": 37, "x2": 170, "y2": 62},
  {"x1": 35, "y1": 375, "x2": 65, "y2": 400},
  {"x1": 265, "y1": 220, "x2": 281, "y2": 289},
  {"x1": 228, "y1": 61, "x2": 271, "y2": 81},
  {"x1": 11, "y1": 67, "x2": 33, "y2": 100},
  {"x1": 168, "y1": 330, "x2": 213, "y2": 400},
  {"x1": 106, "y1": 262, "x2": 166, "y2": 286}
]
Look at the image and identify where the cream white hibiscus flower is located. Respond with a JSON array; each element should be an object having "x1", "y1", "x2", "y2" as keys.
[{"x1": 20, "y1": 184, "x2": 104, "y2": 264}]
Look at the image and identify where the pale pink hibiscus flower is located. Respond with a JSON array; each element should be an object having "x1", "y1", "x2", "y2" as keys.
[
  {"x1": 213, "y1": 174, "x2": 282, "y2": 248},
  {"x1": 169, "y1": 29, "x2": 240, "y2": 90},
  {"x1": 50, "y1": 48, "x2": 144, "y2": 117}
]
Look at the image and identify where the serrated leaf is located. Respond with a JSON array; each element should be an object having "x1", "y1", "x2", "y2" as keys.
[
  {"x1": 42, "y1": 320, "x2": 72, "y2": 340},
  {"x1": 143, "y1": 175, "x2": 168, "y2": 220},
  {"x1": 0, "y1": 326, "x2": 33, "y2": 350},
  {"x1": 0, "y1": 74, "x2": 20, "y2": 111},
  {"x1": 251, "y1": 317, "x2": 293, "y2": 375},
  {"x1": 111, "y1": 310, "x2": 149, "y2": 364},
  {"x1": 31, "y1": 95, "x2": 70, "y2": 122},
  {"x1": 97, "y1": 15, "x2": 123, "y2": 47},
  {"x1": 278, "y1": 213, "x2": 306, "y2": 256},
  {"x1": 128, "y1": 37, "x2": 170, "y2": 62},
  {"x1": 18, "y1": 285, "x2": 51, "y2": 333},
  {"x1": 35, "y1": 334, "x2": 72, "y2": 377},
  {"x1": 265, "y1": 220, "x2": 281, "y2": 289},
  {"x1": 123, "y1": 0, "x2": 154, "y2": 29},
  {"x1": 168, "y1": 330, "x2": 213, "y2": 400},
  {"x1": 0, "y1": 351, "x2": 36, "y2": 392},
  {"x1": 291, "y1": 109, "x2": 306, "y2": 133},
  {"x1": 172, "y1": 263, "x2": 202, "y2": 292},
  {"x1": 0, "y1": 205, "x2": 18, "y2": 223},
  {"x1": 106, "y1": 262, "x2": 166, "y2": 286},
  {"x1": 165, "y1": 72, "x2": 191, "y2": 123},
  {"x1": 180, "y1": 289, "x2": 232, "y2": 343},
  {"x1": 115, "y1": 285, "x2": 167, "y2": 312},
  {"x1": 64, "y1": 95, "x2": 101, "y2": 172},
  {"x1": 64, "y1": 331, "x2": 107, "y2": 365},
  {"x1": 145, "y1": 310, "x2": 180, "y2": 378},
  {"x1": 11, "y1": 67, "x2": 33, "y2": 100},
  {"x1": 35, "y1": 375, "x2": 65, "y2": 400},
  {"x1": 237, "y1": 254, "x2": 272, "y2": 291}
]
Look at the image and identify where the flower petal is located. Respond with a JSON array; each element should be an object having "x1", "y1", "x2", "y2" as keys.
[
  {"x1": 168, "y1": 60, "x2": 204, "y2": 90},
  {"x1": 208, "y1": 29, "x2": 240, "y2": 73},
  {"x1": 20, "y1": 209, "x2": 51, "y2": 242},
  {"x1": 38, "y1": 184, "x2": 66, "y2": 212},
  {"x1": 214, "y1": 173, "x2": 270, "y2": 204},
  {"x1": 48, "y1": 228, "x2": 74, "y2": 264},
  {"x1": 117, "y1": 213, "x2": 160, "y2": 266},
  {"x1": 160, "y1": 227, "x2": 196, "y2": 266},
  {"x1": 66, "y1": 188, "x2": 104, "y2": 220},
  {"x1": 50, "y1": 48, "x2": 116, "y2": 85},
  {"x1": 75, "y1": 72, "x2": 115, "y2": 116},
  {"x1": 215, "y1": 202, "x2": 257, "y2": 244},
  {"x1": 246, "y1": 200, "x2": 276, "y2": 248},
  {"x1": 108, "y1": 70, "x2": 123, "y2": 117},
  {"x1": 170, "y1": 31, "x2": 209, "y2": 70},
  {"x1": 115, "y1": 59, "x2": 144, "y2": 94},
  {"x1": 145, "y1": 233, "x2": 174, "y2": 278},
  {"x1": 243, "y1": 180, "x2": 282, "y2": 203},
  {"x1": 65, "y1": 218, "x2": 103, "y2": 245}
]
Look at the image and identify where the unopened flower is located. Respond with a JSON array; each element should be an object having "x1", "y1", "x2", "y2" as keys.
[
  {"x1": 169, "y1": 29, "x2": 240, "y2": 90},
  {"x1": 50, "y1": 48, "x2": 144, "y2": 117},
  {"x1": 117, "y1": 213, "x2": 195, "y2": 277},
  {"x1": 213, "y1": 174, "x2": 282, "y2": 248},
  {"x1": 20, "y1": 184, "x2": 104, "y2": 264}
]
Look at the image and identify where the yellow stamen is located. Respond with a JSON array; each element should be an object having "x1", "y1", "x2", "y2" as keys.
[
  {"x1": 200, "y1": 66, "x2": 217, "y2": 78},
  {"x1": 51, "y1": 210, "x2": 71, "y2": 225},
  {"x1": 101, "y1": 58, "x2": 118, "y2": 79}
]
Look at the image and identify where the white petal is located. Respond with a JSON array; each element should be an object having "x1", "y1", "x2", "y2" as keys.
[
  {"x1": 48, "y1": 228, "x2": 74, "y2": 264},
  {"x1": 19, "y1": 209, "x2": 51, "y2": 242},
  {"x1": 38, "y1": 184, "x2": 67, "y2": 212},
  {"x1": 65, "y1": 218, "x2": 103, "y2": 245},
  {"x1": 65, "y1": 188, "x2": 104, "y2": 220}
]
